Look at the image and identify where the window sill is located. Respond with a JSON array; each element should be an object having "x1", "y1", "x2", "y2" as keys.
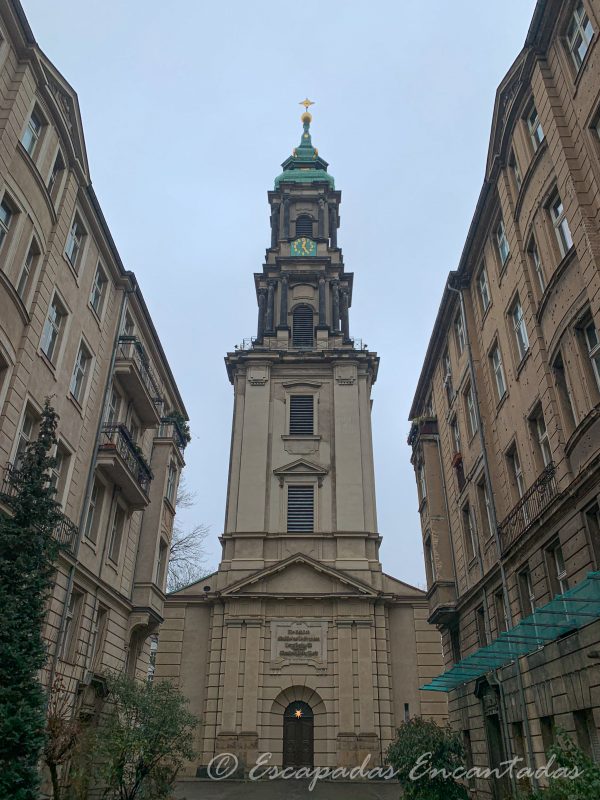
[
  {"x1": 494, "y1": 390, "x2": 509, "y2": 416},
  {"x1": 63, "y1": 253, "x2": 81, "y2": 285},
  {"x1": 480, "y1": 302, "x2": 492, "y2": 328},
  {"x1": 81, "y1": 535, "x2": 98, "y2": 554},
  {"x1": 163, "y1": 496, "x2": 176, "y2": 516},
  {"x1": 515, "y1": 349, "x2": 531, "y2": 379},
  {"x1": 498, "y1": 255, "x2": 511, "y2": 284},
  {"x1": 418, "y1": 497, "x2": 428, "y2": 514},
  {"x1": 88, "y1": 301, "x2": 104, "y2": 329},
  {"x1": 38, "y1": 349, "x2": 58, "y2": 379},
  {"x1": 281, "y1": 434, "x2": 321, "y2": 441},
  {"x1": 67, "y1": 391, "x2": 84, "y2": 419}
]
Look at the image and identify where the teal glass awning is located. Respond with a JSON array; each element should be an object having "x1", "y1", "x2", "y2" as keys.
[{"x1": 420, "y1": 571, "x2": 600, "y2": 693}]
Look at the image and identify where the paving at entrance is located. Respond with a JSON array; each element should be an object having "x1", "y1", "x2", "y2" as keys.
[{"x1": 175, "y1": 778, "x2": 401, "y2": 799}]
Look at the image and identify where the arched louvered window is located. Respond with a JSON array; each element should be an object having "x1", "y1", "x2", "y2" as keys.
[
  {"x1": 295, "y1": 215, "x2": 313, "y2": 237},
  {"x1": 292, "y1": 305, "x2": 314, "y2": 348}
]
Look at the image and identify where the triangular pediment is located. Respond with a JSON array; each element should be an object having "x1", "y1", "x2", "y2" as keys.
[
  {"x1": 273, "y1": 458, "x2": 328, "y2": 485},
  {"x1": 220, "y1": 553, "x2": 378, "y2": 598}
]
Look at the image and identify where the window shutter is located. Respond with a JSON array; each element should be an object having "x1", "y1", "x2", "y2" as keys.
[
  {"x1": 295, "y1": 215, "x2": 313, "y2": 237},
  {"x1": 287, "y1": 485, "x2": 314, "y2": 532},
  {"x1": 292, "y1": 305, "x2": 314, "y2": 348},
  {"x1": 289, "y1": 395, "x2": 314, "y2": 435}
]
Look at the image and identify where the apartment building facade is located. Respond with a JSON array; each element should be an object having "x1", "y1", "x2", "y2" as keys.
[
  {"x1": 409, "y1": 1, "x2": 600, "y2": 797},
  {"x1": 0, "y1": 0, "x2": 188, "y2": 726}
]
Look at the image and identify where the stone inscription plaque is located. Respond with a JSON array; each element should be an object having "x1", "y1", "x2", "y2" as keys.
[{"x1": 270, "y1": 621, "x2": 327, "y2": 670}]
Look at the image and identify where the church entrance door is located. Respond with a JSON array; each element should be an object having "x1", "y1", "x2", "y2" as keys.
[{"x1": 283, "y1": 701, "x2": 314, "y2": 767}]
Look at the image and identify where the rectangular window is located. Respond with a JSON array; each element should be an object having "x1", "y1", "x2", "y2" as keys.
[
  {"x1": 454, "y1": 311, "x2": 465, "y2": 355},
  {"x1": 585, "y1": 504, "x2": 600, "y2": 569},
  {"x1": 65, "y1": 214, "x2": 86, "y2": 272},
  {"x1": 21, "y1": 107, "x2": 43, "y2": 156},
  {"x1": 443, "y1": 350, "x2": 454, "y2": 405},
  {"x1": 166, "y1": 462, "x2": 177, "y2": 504},
  {"x1": 83, "y1": 479, "x2": 104, "y2": 544},
  {"x1": 41, "y1": 295, "x2": 66, "y2": 363},
  {"x1": 546, "y1": 541, "x2": 568, "y2": 595},
  {"x1": 510, "y1": 448, "x2": 526, "y2": 499},
  {"x1": 567, "y1": 2, "x2": 594, "y2": 70},
  {"x1": 61, "y1": 588, "x2": 84, "y2": 662},
  {"x1": 527, "y1": 104, "x2": 544, "y2": 150},
  {"x1": 418, "y1": 462, "x2": 427, "y2": 501},
  {"x1": 49, "y1": 442, "x2": 70, "y2": 505},
  {"x1": 289, "y1": 395, "x2": 314, "y2": 435},
  {"x1": 550, "y1": 195, "x2": 573, "y2": 257},
  {"x1": 0, "y1": 198, "x2": 13, "y2": 248},
  {"x1": 540, "y1": 716, "x2": 556, "y2": 755},
  {"x1": 463, "y1": 502, "x2": 477, "y2": 561},
  {"x1": 510, "y1": 149, "x2": 522, "y2": 190},
  {"x1": 477, "y1": 479, "x2": 494, "y2": 539},
  {"x1": 15, "y1": 408, "x2": 36, "y2": 467},
  {"x1": 105, "y1": 386, "x2": 121, "y2": 426},
  {"x1": 476, "y1": 605, "x2": 488, "y2": 647},
  {"x1": 47, "y1": 150, "x2": 65, "y2": 197},
  {"x1": 450, "y1": 625, "x2": 461, "y2": 664},
  {"x1": 532, "y1": 407, "x2": 552, "y2": 467},
  {"x1": 16, "y1": 239, "x2": 40, "y2": 300},
  {"x1": 156, "y1": 540, "x2": 168, "y2": 586},
  {"x1": 451, "y1": 417, "x2": 461, "y2": 454},
  {"x1": 90, "y1": 263, "x2": 107, "y2": 316},
  {"x1": 287, "y1": 485, "x2": 314, "y2": 532},
  {"x1": 573, "y1": 709, "x2": 600, "y2": 761},
  {"x1": 511, "y1": 298, "x2": 529, "y2": 361},
  {"x1": 490, "y1": 344, "x2": 507, "y2": 400},
  {"x1": 552, "y1": 350, "x2": 577, "y2": 432},
  {"x1": 465, "y1": 383, "x2": 478, "y2": 438},
  {"x1": 70, "y1": 342, "x2": 91, "y2": 403},
  {"x1": 90, "y1": 605, "x2": 108, "y2": 671},
  {"x1": 529, "y1": 238, "x2": 546, "y2": 292},
  {"x1": 494, "y1": 590, "x2": 508, "y2": 634},
  {"x1": 108, "y1": 505, "x2": 126, "y2": 562},
  {"x1": 477, "y1": 264, "x2": 491, "y2": 313},
  {"x1": 583, "y1": 319, "x2": 600, "y2": 391},
  {"x1": 496, "y1": 219, "x2": 510, "y2": 266},
  {"x1": 424, "y1": 534, "x2": 435, "y2": 584},
  {"x1": 518, "y1": 567, "x2": 536, "y2": 617}
]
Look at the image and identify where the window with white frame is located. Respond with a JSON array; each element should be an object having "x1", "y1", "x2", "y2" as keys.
[
  {"x1": 289, "y1": 395, "x2": 315, "y2": 435},
  {"x1": 21, "y1": 107, "x2": 43, "y2": 157},
  {"x1": 90, "y1": 263, "x2": 107, "y2": 316},
  {"x1": 511, "y1": 298, "x2": 529, "y2": 361},
  {"x1": 105, "y1": 386, "x2": 121, "y2": 426},
  {"x1": 424, "y1": 534, "x2": 435, "y2": 584},
  {"x1": 0, "y1": 197, "x2": 13, "y2": 249},
  {"x1": 16, "y1": 238, "x2": 40, "y2": 300},
  {"x1": 83, "y1": 479, "x2": 104, "y2": 543},
  {"x1": 567, "y1": 1, "x2": 594, "y2": 70},
  {"x1": 527, "y1": 104, "x2": 545, "y2": 150},
  {"x1": 550, "y1": 194, "x2": 573, "y2": 256},
  {"x1": 70, "y1": 341, "x2": 91, "y2": 403},
  {"x1": 418, "y1": 461, "x2": 427, "y2": 501},
  {"x1": 552, "y1": 350, "x2": 578, "y2": 431},
  {"x1": 509, "y1": 149, "x2": 522, "y2": 191},
  {"x1": 443, "y1": 349, "x2": 454, "y2": 404},
  {"x1": 451, "y1": 417, "x2": 461, "y2": 454},
  {"x1": 477, "y1": 263, "x2": 491, "y2": 313},
  {"x1": 41, "y1": 295, "x2": 66, "y2": 363},
  {"x1": 528, "y1": 237, "x2": 546, "y2": 292},
  {"x1": 477, "y1": 479, "x2": 494, "y2": 539},
  {"x1": 490, "y1": 343, "x2": 507, "y2": 400},
  {"x1": 465, "y1": 383, "x2": 478, "y2": 438},
  {"x1": 108, "y1": 504, "x2": 127, "y2": 562},
  {"x1": 496, "y1": 219, "x2": 510, "y2": 266},
  {"x1": 546, "y1": 541, "x2": 568, "y2": 595},
  {"x1": 533, "y1": 407, "x2": 552, "y2": 467},
  {"x1": 65, "y1": 214, "x2": 86, "y2": 272},
  {"x1": 47, "y1": 149, "x2": 65, "y2": 197},
  {"x1": 462, "y1": 502, "x2": 477, "y2": 561},
  {"x1": 166, "y1": 462, "x2": 177, "y2": 504},
  {"x1": 287, "y1": 485, "x2": 314, "y2": 532},
  {"x1": 454, "y1": 311, "x2": 466, "y2": 355},
  {"x1": 15, "y1": 408, "x2": 36, "y2": 467},
  {"x1": 61, "y1": 588, "x2": 84, "y2": 662},
  {"x1": 156, "y1": 540, "x2": 168, "y2": 587},
  {"x1": 509, "y1": 447, "x2": 526, "y2": 499},
  {"x1": 583, "y1": 318, "x2": 600, "y2": 391},
  {"x1": 49, "y1": 442, "x2": 70, "y2": 505},
  {"x1": 89, "y1": 605, "x2": 108, "y2": 671},
  {"x1": 518, "y1": 566, "x2": 536, "y2": 616}
]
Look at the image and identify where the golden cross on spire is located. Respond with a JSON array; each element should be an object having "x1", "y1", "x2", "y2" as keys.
[{"x1": 299, "y1": 98, "x2": 315, "y2": 111}]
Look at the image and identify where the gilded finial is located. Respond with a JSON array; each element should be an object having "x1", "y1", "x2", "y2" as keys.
[
  {"x1": 299, "y1": 98, "x2": 315, "y2": 111},
  {"x1": 299, "y1": 98, "x2": 314, "y2": 125}
]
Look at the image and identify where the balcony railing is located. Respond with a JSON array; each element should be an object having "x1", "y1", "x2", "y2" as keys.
[
  {"x1": 235, "y1": 336, "x2": 366, "y2": 352},
  {"x1": 498, "y1": 462, "x2": 558, "y2": 553},
  {"x1": 99, "y1": 424, "x2": 153, "y2": 494},
  {"x1": 158, "y1": 418, "x2": 187, "y2": 453},
  {"x1": 0, "y1": 462, "x2": 78, "y2": 554},
  {"x1": 117, "y1": 336, "x2": 163, "y2": 407}
]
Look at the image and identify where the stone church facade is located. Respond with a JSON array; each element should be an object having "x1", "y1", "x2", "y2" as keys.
[{"x1": 155, "y1": 109, "x2": 446, "y2": 772}]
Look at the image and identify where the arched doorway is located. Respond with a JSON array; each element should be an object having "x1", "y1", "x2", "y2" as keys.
[{"x1": 283, "y1": 701, "x2": 314, "y2": 767}]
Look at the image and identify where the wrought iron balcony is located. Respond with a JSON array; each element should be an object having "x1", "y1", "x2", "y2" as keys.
[
  {"x1": 235, "y1": 336, "x2": 366, "y2": 352},
  {"x1": 115, "y1": 336, "x2": 164, "y2": 423},
  {"x1": 157, "y1": 418, "x2": 187, "y2": 454},
  {"x1": 498, "y1": 462, "x2": 558, "y2": 553},
  {"x1": 97, "y1": 424, "x2": 153, "y2": 509},
  {"x1": 0, "y1": 462, "x2": 78, "y2": 554}
]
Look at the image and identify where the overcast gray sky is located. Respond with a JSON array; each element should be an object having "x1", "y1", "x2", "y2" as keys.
[{"x1": 23, "y1": 0, "x2": 538, "y2": 587}]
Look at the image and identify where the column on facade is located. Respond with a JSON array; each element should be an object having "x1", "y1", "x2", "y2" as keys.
[
  {"x1": 328, "y1": 203, "x2": 337, "y2": 248},
  {"x1": 220, "y1": 620, "x2": 242, "y2": 732},
  {"x1": 278, "y1": 276, "x2": 289, "y2": 329},
  {"x1": 270, "y1": 204, "x2": 280, "y2": 248},
  {"x1": 265, "y1": 281, "x2": 275, "y2": 334},
  {"x1": 256, "y1": 288, "x2": 267, "y2": 341},
  {"x1": 337, "y1": 621, "x2": 354, "y2": 732},
  {"x1": 283, "y1": 197, "x2": 290, "y2": 239},
  {"x1": 241, "y1": 622, "x2": 261, "y2": 731},
  {"x1": 331, "y1": 280, "x2": 340, "y2": 333},
  {"x1": 318, "y1": 277, "x2": 327, "y2": 327},
  {"x1": 340, "y1": 288, "x2": 350, "y2": 342},
  {"x1": 356, "y1": 622, "x2": 375, "y2": 733},
  {"x1": 318, "y1": 198, "x2": 326, "y2": 239}
]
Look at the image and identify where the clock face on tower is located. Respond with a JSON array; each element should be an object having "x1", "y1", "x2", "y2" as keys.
[{"x1": 290, "y1": 237, "x2": 317, "y2": 257}]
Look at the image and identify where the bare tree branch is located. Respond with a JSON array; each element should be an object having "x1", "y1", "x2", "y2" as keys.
[{"x1": 167, "y1": 478, "x2": 212, "y2": 593}]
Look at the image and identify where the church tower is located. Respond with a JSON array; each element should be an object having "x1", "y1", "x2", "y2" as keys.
[{"x1": 155, "y1": 105, "x2": 446, "y2": 773}]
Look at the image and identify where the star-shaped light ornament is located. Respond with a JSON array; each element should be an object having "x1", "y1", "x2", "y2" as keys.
[{"x1": 294, "y1": 708, "x2": 303, "y2": 719}]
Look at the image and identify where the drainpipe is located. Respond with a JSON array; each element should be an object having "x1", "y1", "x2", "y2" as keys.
[
  {"x1": 447, "y1": 280, "x2": 538, "y2": 791},
  {"x1": 47, "y1": 277, "x2": 136, "y2": 699}
]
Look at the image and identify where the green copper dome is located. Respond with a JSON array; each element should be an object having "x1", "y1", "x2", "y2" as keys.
[{"x1": 274, "y1": 111, "x2": 335, "y2": 189}]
